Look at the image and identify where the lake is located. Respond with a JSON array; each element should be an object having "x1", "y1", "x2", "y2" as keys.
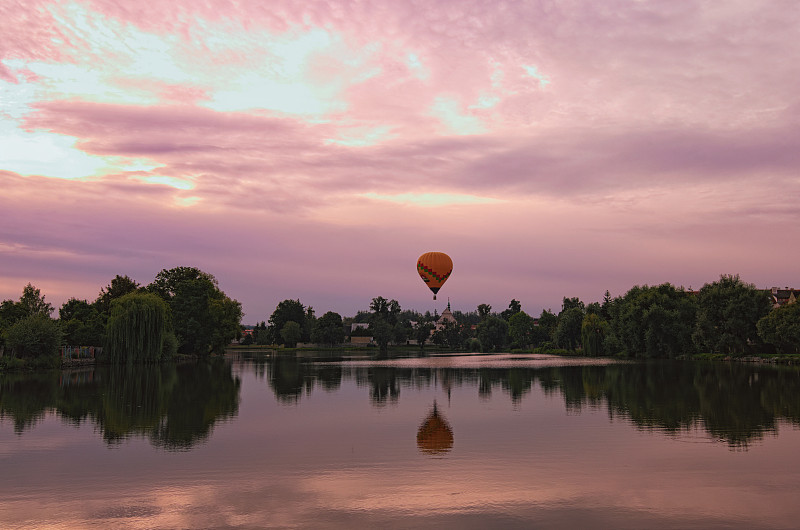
[{"x1": 2, "y1": 353, "x2": 800, "y2": 528}]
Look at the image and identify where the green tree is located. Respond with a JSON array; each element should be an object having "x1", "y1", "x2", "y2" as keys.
[
  {"x1": 555, "y1": 307, "x2": 584, "y2": 351},
  {"x1": 601, "y1": 290, "x2": 612, "y2": 319},
  {"x1": 311, "y1": 311, "x2": 345, "y2": 347},
  {"x1": 148, "y1": 267, "x2": 242, "y2": 355},
  {"x1": 757, "y1": 302, "x2": 800, "y2": 354},
  {"x1": 693, "y1": 275, "x2": 771, "y2": 355},
  {"x1": 303, "y1": 306, "x2": 316, "y2": 343},
  {"x1": 207, "y1": 296, "x2": 244, "y2": 353},
  {"x1": 508, "y1": 311, "x2": 535, "y2": 349},
  {"x1": 18, "y1": 283, "x2": 54, "y2": 317},
  {"x1": 581, "y1": 313, "x2": 609, "y2": 356},
  {"x1": 477, "y1": 304, "x2": 492, "y2": 320},
  {"x1": 267, "y1": 299, "x2": 306, "y2": 345},
  {"x1": 280, "y1": 321, "x2": 303, "y2": 348},
  {"x1": 561, "y1": 297, "x2": 585, "y2": 313},
  {"x1": 393, "y1": 321, "x2": 410, "y2": 345},
  {"x1": 59, "y1": 298, "x2": 103, "y2": 346},
  {"x1": 369, "y1": 319, "x2": 393, "y2": 355},
  {"x1": 105, "y1": 292, "x2": 171, "y2": 364},
  {"x1": 369, "y1": 297, "x2": 401, "y2": 325},
  {"x1": 368, "y1": 297, "x2": 401, "y2": 354},
  {"x1": 95, "y1": 275, "x2": 140, "y2": 315},
  {"x1": 534, "y1": 309, "x2": 558, "y2": 346},
  {"x1": 477, "y1": 316, "x2": 509, "y2": 352},
  {"x1": 607, "y1": 283, "x2": 696, "y2": 358},
  {"x1": 6, "y1": 314, "x2": 62, "y2": 361},
  {"x1": 432, "y1": 320, "x2": 465, "y2": 349},
  {"x1": 500, "y1": 299, "x2": 522, "y2": 321},
  {"x1": 414, "y1": 321, "x2": 435, "y2": 351}
]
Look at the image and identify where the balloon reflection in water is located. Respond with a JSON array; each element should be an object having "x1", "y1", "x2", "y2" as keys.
[{"x1": 417, "y1": 401, "x2": 454, "y2": 455}]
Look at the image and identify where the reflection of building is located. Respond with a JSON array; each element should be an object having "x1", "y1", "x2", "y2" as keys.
[{"x1": 417, "y1": 402, "x2": 454, "y2": 455}]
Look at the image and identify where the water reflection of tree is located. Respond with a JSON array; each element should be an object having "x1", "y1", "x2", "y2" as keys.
[
  {"x1": 267, "y1": 355, "x2": 315, "y2": 403},
  {"x1": 0, "y1": 372, "x2": 56, "y2": 433},
  {"x1": 0, "y1": 360, "x2": 240, "y2": 449},
  {"x1": 265, "y1": 356, "x2": 343, "y2": 403},
  {"x1": 261, "y1": 360, "x2": 800, "y2": 450}
]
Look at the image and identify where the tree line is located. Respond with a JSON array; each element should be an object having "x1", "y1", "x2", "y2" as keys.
[
  {"x1": 0, "y1": 266, "x2": 242, "y2": 366},
  {"x1": 251, "y1": 274, "x2": 798, "y2": 357},
  {"x1": 2, "y1": 271, "x2": 797, "y2": 365}
]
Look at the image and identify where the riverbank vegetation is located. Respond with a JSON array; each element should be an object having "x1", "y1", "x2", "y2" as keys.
[
  {"x1": 1, "y1": 267, "x2": 241, "y2": 368},
  {"x1": 1, "y1": 272, "x2": 797, "y2": 369},
  {"x1": 247, "y1": 274, "x2": 796, "y2": 360}
]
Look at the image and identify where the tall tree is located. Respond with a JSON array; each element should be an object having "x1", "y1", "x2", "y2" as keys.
[
  {"x1": 477, "y1": 304, "x2": 492, "y2": 320},
  {"x1": 148, "y1": 267, "x2": 242, "y2": 355},
  {"x1": 95, "y1": 275, "x2": 140, "y2": 315},
  {"x1": 414, "y1": 321, "x2": 435, "y2": 351},
  {"x1": 59, "y1": 298, "x2": 103, "y2": 346},
  {"x1": 500, "y1": 299, "x2": 522, "y2": 321},
  {"x1": 561, "y1": 297, "x2": 585, "y2": 313},
  {"x1": 508, "y1": 311, "x2": 535, "y2": 349},
  {"x1": 432, "y1": 319, "x2": 465, "y2": 349},
  {"x1": 534, "y1": 309, "x2": 558, "y2": 346},
  {"x1": 6, "y1": 314, "x2": 62, "y2": 361},
  {"x1": 105, "y1": 292, "x2": 170, "y2": 363},
  {"x1": 581, "y1": 313, "x2": 609, "y2": 356},
  {"x1": 267, "y1": 299, "x2": 306, "y2": 345},
  {"x1": 368, "y1": 296, "x2": 401, "y2": 354},
  {"x1": 607, "y1": 283, "x2": 696, "y2": 358},
  {"x1": 18, "y1": 283, "x2": 54, "y2": 317},
  {"x1": 311, "y1": 311, "x2": 345, "y2": 347},
  {"x1": 757, "y1": 302, "x2": 800, "y2": 354},
  {"x1": 693, "y1": 275, "x2": 771, "y2": 355},
  {"x1": 476, "y1": 316, "x2": 509, "y2": 352},
  {"x1": 280, "y1": 321, "x2": 303, "y2": 348},
  {"x1": 555, "y1": 307, "x2": 584, "y2": 351}
]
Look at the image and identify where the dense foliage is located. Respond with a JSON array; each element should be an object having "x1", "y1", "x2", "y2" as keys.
[
  {"x1": 606, "y1": 283, "x2": 696, "y2": 358},
  {"x1": 2, "y1": 271, "x2": 797, "y2": 364},
  {"x1": 311, "y1": 311, "x2": 345, "y2": 347},
  {"x1": 5, "y1": 314, "x2": 62, "y2": 362},
  {"x1": 106, "y1": 292, "x2": 172, "y2": 364},
  {"x1": 148, "y1": 267, "x2": 242, "y2": 355},
  {"x1": 692, "y1": 275, "x2": 771, "y2": 354},
  {"x1": 757, "y1": 302, "x2": 800, "y2": 354}
]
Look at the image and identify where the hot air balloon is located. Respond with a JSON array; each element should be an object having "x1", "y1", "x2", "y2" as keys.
[{"x1": 417, "y1": 252, "x2": 453, "y2": 300}]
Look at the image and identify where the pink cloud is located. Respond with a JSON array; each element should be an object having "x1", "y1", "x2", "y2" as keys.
[{"x1": 2, "y1": 1, "x2": 800, "y2": 321}]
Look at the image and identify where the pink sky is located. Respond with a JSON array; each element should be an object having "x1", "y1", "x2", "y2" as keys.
[{"x1": 1, "y1": 0, "x2": 799, "y2": 322}]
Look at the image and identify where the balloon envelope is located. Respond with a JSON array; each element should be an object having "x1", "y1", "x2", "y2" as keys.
[{"x1": 417, "y1": 252, "x2": 453, "y2": 300}]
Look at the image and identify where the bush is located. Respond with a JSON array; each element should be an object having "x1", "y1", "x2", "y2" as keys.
[
  {"x1": 5, "y1": 314, "x2": 62, "y2": 360},
  {"x1": 465, "y1": 338, "x2": 482, "y2": 352}
]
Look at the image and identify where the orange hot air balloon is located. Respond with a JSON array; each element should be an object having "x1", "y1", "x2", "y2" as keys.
[{"x1": 417, "y1": 252, "x2": 453, "y2": 300}]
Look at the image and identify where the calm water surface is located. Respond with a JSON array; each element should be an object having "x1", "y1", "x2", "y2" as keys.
[{"x1": 2, "y1": 353, "x2": 800, "y2": 529}]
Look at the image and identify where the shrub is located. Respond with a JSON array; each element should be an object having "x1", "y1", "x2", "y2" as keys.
[{"x1": 5, "y1": 314, "x2": 62, "y2": 360}]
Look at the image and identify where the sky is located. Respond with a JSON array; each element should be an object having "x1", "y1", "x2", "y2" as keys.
[{"x1": 1, "y1": 0, "x2": 799, "y2": 323}]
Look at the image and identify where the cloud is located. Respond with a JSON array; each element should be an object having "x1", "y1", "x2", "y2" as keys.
[{"x1": 2, "y1": 0, "x2": 800, "y2": 320}]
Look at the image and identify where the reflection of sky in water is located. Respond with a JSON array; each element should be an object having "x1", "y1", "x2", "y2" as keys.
[{"x1": 2, "y1": 356, "x2": 800, "y2": 528}]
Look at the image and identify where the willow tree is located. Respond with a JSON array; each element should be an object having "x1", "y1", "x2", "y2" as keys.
[{"x1": 106, "y1": 292, "x2": 170, "y2": 363}]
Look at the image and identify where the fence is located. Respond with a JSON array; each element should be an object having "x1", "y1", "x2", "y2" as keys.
[{"x1": 60, "y1": 346, "x2": 101, "y2": 360}]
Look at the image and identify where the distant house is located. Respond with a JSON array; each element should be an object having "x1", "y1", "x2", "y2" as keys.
[
  {"x1": 351, "y1": 322, "x2": 370, "y2": 332},
  {"x1": 770, "y1": 287, "x2": 799, "y2": 309}
]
